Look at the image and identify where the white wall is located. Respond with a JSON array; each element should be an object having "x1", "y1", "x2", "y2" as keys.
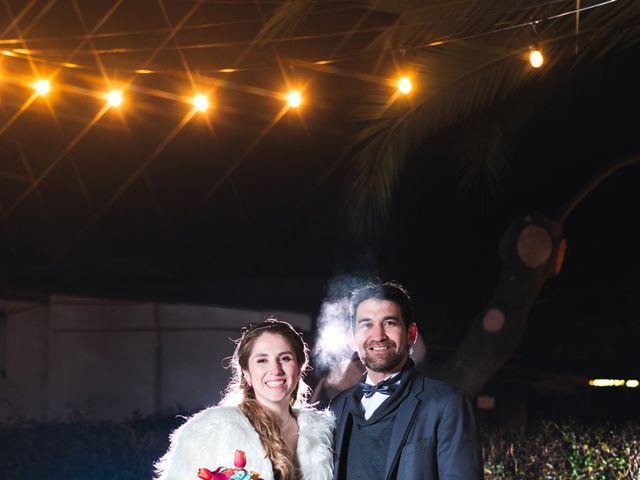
[{"x1": 0, "y1": 295, "x2": 311, "y2": 422}]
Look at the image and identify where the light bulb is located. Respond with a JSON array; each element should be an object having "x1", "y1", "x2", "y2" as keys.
[
  {"x1": 33, "y1": 79, "x2": 51, "y2": 96},
  {"x1": 287, "y1": 90, "x2": 302, "y2": 108},
  {"x1": 529, "y1": 48, "x2": 544, "y2": 68},
  {"x1": 398, "y1": 76, "x2": 412, "y2": 94},
  {"x1": 106, "y1": 90, "x2": 123, "y2": 108},
  {"x1": 193, "y1": 94, "x2": 209, "y2": 112}
]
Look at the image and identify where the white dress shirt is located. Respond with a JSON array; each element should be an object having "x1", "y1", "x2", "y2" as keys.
[{"x1": 360, "y1": 372, "x2": 401, "y2": 420}]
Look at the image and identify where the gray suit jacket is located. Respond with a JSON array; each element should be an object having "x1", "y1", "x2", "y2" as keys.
[{"x1": 330, "y1": 370, "x2": 484, "y2": 480}]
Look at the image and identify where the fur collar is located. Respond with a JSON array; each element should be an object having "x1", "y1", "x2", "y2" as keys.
[
  {"x1": 154, "y1": 406, "x2": 334, "y2": 480},
  {"x1": 296, "y1": 407, "x2": 335, "y2": 480}
]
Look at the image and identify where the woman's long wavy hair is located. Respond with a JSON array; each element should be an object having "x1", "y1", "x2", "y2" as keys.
[{"x1": 220, "y1": 317, "x2": 310, "y2": 480}]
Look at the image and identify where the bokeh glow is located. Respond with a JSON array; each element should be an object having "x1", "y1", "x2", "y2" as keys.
[
  {"x1": 106, "y1": 90, "x2": 123, "y2": 108},
  {"x1": 287, "y1": 90, "x2": 302, "y2": 108},
  {"x1": 398, "y1": 76, "x2": 412, "y2": 94},
  {"x1": 192, "y1": 94, "x2": 209, "y2": 112},
  {"x1": 529, "y1": 49, "x2": 544, "y2": 68},
  {"x1": 33, "y1": 79, "x2": 51, "y2": 96}
]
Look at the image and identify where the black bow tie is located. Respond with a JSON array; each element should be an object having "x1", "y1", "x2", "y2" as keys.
[{"x1": 358, "y1": 377, "x2": 399, "y2": 398}]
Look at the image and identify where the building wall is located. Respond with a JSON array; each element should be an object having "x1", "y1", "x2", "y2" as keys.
[
  {"x1": 0, "y1": 301, "x2": 49, "y2": 421},
  {"x1": 0, "y1": 295, "x2": 311, "y2": 422}
]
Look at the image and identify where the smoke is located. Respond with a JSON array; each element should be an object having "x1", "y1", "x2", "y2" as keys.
[
  {"x1": 313, "y1": 297, "x2": 352, "y2": 371},
  {"x1": 313, "y1": 275, "x2": 370, "y2": 371}
]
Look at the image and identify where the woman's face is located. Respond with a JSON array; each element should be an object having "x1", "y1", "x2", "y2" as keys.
[{"x1": 243, "y1": 332, "x2": 301, "y2": 411}]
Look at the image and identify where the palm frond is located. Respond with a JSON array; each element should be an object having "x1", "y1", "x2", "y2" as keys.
[
  {"x1": 253, "y1": 0, "x2": 640, "y2": 235},
  {"x1": 254, "y1": 0, "x2": 320, "y2": 46},
  {"x1": 451, "y1": 122, "x2": 513, "y2": 212},
  {"x1": 347, "y1": 40, "x2": 535, "y2": 234},
  {"x1": 364, "y1": 0, "x2": 488, "y2": 53},
  {"x1": 348, "y1": 2, "x2": 640, "y2": 235}
]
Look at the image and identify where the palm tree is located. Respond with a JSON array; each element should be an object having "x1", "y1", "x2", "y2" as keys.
[{"x1": 257, "y1": 0, "x2": 640, "y2": 236}]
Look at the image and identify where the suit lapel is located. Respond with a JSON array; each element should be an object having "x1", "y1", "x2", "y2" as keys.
[{"x1": 384, "y1": 374, "x2": 424, "y2": 480}]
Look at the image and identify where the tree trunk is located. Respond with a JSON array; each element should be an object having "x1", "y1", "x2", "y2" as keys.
[{"x1": 428, "y1": 214, "x2": 565, "y2": 395}]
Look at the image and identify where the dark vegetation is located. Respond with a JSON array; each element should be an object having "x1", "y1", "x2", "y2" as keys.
[{"x1": 1, "y1": 413, "x2": 639, "y2": 479}]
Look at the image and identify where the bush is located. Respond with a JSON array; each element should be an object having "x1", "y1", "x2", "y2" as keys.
[
  {"x1": 1, "y1": 415, "x2": 639, "y2": 479},
  {"x1": 483, "y1": 420, "x2": 640, "y2": 479},
  {"x1": 0, "y1": 412, "x2": 182, "y2": 480}
]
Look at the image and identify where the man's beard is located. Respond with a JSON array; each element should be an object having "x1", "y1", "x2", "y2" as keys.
[{"x1": 362, "y1": 341, "x2": 406, "y2": 373}]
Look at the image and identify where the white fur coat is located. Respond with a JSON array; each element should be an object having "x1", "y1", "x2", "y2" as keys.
[{"x1": 154, "y1": 406, "x2": 334, "y2": 480}]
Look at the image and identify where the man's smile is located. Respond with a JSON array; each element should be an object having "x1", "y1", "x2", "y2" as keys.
[{"x1": 366, "y1": 341, "x2": 395, "y2": 352}]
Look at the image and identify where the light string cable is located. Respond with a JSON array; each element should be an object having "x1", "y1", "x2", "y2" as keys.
[
  {"x1": 1, "y1": 0, "x2": 621, "y2": 73},
  {"x1": 405, "y1": 0, "x2": 619, "y2": 51}
]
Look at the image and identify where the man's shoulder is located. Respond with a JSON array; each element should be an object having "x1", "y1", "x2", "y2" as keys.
[
  {"x1": 409, "y1": 372, "x2": 469, "y2": 403},
  {"x1": 328, "y1": 385, "x2": 357, "y2": 414}
]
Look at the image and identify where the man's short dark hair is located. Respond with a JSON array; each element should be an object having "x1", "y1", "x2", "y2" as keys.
[{"x1": 349, "y1": 281, "x2": 414, "y2": 328}]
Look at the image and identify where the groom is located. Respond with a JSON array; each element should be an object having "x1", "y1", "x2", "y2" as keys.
[{"x1": 330, "y1": 281, "x2": 484, "y2": 479}]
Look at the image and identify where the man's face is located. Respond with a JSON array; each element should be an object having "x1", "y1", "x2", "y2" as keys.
[{"x1": 350, "y1": 298, "x2": 416, "y2": 382}]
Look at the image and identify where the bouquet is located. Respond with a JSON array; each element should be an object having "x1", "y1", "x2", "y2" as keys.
[{"x1": 197, "y1": 450, "x2": 263, "y2": 480}]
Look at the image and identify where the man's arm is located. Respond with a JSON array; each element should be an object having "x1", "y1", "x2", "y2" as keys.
[{"x1": 436, "y1": 391, "x2": 484, "y2": 479}]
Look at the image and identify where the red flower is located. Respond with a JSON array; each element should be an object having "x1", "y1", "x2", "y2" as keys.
[
  {"x1": 197, "y1": 468, "x2": 231, "y2": 480},
  {"x1": 197, "y1": 468, "x2": 215, "y2": 480},
  {"x1": 234, "y1": 450, "x2": 247, "y2": 468}
]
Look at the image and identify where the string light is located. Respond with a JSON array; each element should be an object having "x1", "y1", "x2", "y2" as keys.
[
  {"x1": 0, "y1": 1, "x2": 615, "y2": 122},
  {"x1": 588, "y1": 378, "x2": 639, "y2": 388},
  {"x1": 106, "y1": 90, "x2": 123, "y2": 108},
  {"x1": 529, "y1": 47, "x2": 544, "y2": 68},
  {"x1": 33, "y1": 79, "x2": 51, "y2": 96},
  {"x1": 287, "y1": 90, "x2": 302, "y2": 108},
  {"x1": 0, "y1": 1, "x2": 619, "y2": 116},
  {"x1": 398, "y1": 76, "x2": 412, "y2": 94},
  {"x1": 192, "y1": 94, "x2": 209, "y2": 112},
  {"x1": 589, "y1": 379, "x2": 624, "y2": 387}
]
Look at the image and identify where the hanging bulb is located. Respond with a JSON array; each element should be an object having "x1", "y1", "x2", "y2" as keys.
[
  {"x1": 192, "y1": 94, "x2": 209, "y2": 112},
  {"x1": 529, "y1": 47, "x2": 544, "y2": 68},
  {"x1": 106, "y1": 90, "x2": 124, "y2": 108},
  {"x1": 33, "y1": 79, "x2": 51, "y2": 96},
  {"x1": 287, "y1": 90, "x2": 302, "y2": 108},
  {"x1": 397, "y1": 76, "x2": 412, "y2": 94}
]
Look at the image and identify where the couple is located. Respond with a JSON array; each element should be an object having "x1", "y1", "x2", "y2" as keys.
[{"x1": 154, "y1": 282, "x2": 483, "y2": 480}]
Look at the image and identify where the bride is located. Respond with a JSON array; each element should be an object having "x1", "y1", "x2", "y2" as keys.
[{"x1": 154, "y1": 317, "x2": 334, "y2": 480}]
